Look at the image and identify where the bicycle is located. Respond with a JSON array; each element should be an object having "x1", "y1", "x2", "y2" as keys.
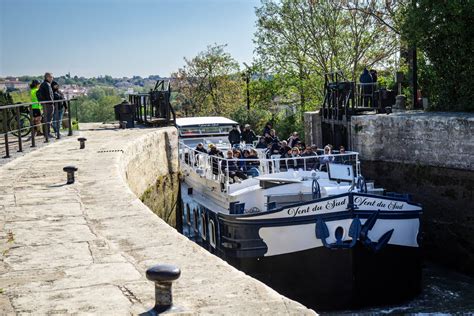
[{"x1": 0, "y1": 106, "x2": 32, "y2": 138}]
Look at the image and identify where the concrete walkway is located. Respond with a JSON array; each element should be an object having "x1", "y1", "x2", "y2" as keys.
[{"x1": 0, "y1": 123, "x2": 314, "y2": 315}]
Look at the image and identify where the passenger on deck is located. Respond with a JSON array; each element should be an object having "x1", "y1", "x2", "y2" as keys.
[
  {"x1": 288, "y1": 147, "x2": 303, "y2": 170},
  {"x1": 233, "y1": 150, "x2": 246, "y2": 170},
  {"x1": 287, "y1": 132, "x2": 300, "y2": 148},
  {"x1": 209, "y1": 144, "x2": 224, "y2": 176},
  {"x1": 256, "y1": 137, "x2": 267, "y2": 149},
  {"x1": 241, "y1": 124, "x2": 257, "y2": 144},
  {"x1": 228, "y1": 125, "x2": 241, "y2": 146},
  {"x1": 263, "y1": 122, "x2": 272, "y2": 137},
  {"x1": 319, "y1": 145, "x2": 334, "y2": 171},
  {"x1": 279, "y1": 140, "x2": 291, "y2": 156},
  {"x1": 336, "y1": 145, "x2": 349, "y2": 164},
  {"x1": 246, "y1": 149, "x2": 260, "y2": 168},
  {"x1": 195, "y1": 143, "x2": 208, "y2": 154},
  {"x1": 222, "y1": 150, "x2": 248, "y2": 181},
  {"x1": 301, "y1": 146, "x2": 318, "y2": 170}
]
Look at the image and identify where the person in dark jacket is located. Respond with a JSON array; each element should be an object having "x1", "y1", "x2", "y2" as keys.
[
  {"x1": 263, "y1": 122, "x2": 272, "y2": 137},
  {"x1": 287, "y1": 132, "x2": 300, "y2": 148},
  {"x1": 51, "y1": 81, "x2": 67, "y2": 136},
  {"x1": 36, "y1": 72, "x2": 55, "y2": 139},
  {"x1": 359, "y1": 68, "x2": 374, "y2": 107},
  {"x1": 208, "y1": 144, "x2": 224, "y2": 176},
  {"x1": 195, "y1": 143, "x2": 208, "y2": 154},
  {"x1": 256, "y1": 137, "x2": 267, "y2": 149},
  {"x1": 241, "y1": 124, "x2": 257, "y2": 144},
  {"x1": 228, "y1": 125, "x2": 241, "y2": 146}
]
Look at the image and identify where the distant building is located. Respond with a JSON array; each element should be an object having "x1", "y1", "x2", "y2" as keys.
[
  {"x1": 0, "y1": 82, "x2": 6, "y2": 92},
  {"x1": 62, "y1": 84, "x2": 88, "y2": 99},
  {"x1": 1, "y1": 78, "x2": 29, "y2": 91}
]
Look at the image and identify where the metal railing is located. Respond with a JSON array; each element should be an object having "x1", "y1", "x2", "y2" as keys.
[
  {"x1": 0, "y1": 99, "x2": 76, "y2": 158},
  {"x1": 179, "y1": 141, "x2": 360, "y2": 193},
  {"x1": 129, "y1": 80, "x2": 176, "y2": 126}
]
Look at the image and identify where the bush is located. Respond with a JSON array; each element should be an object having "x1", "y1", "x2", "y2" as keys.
[{"x1": 402, "y1": 0, "x2": 474, "y2": 111}]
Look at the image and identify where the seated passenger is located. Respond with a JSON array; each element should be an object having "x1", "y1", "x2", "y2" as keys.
[
  {"x1": 335, "y1": 145, "x2": 350, "y2": 164},
  {"x1": 256, "y1": 137, "x2": 267, "y2": 149},
  {"x1": 288, "y1": 147, "x2": 304, "y2": 170},
  {"x1": 209, "y1": 144, "x2": 224, "y2": 175},
  {"x1": 246, "y1": 149, "x2": 260, "y2": 168},
  {"x1": 279, "y1": 140, "x2": 291, "y2": 156},
  {"x1": 233, "y1": 150, "x2": 246, "y2": 170},
  {"x1": 319, "y1": 145, "x2": 334, "y2": 171},
  {"x1": 301, "y1": 146, "x2": 318, "y2": 170},
  {"x1": 222, "y1": 150, "x2": 247, "y2": 181}
]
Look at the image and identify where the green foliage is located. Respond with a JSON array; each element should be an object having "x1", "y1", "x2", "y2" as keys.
[
  {"x1": 172, "y1": 44, "x2": 243, "y2": 117},
  {"x1": 230, "y1": 105, "x2": 272, "y2": 135},
  {"x1": 10, "y1": 90, "x2": 30, "y2": 103},
  {"x1": 254, "y1": 0, "x2": 400, "y2": 114},
  {"x1": 75, "y1": 87, "x2": 122, "y2": 122},
  {"x1": 0, "y1": 91, "x2": 13, "y2": 106},
  {"x1": 401, "y1": 0, "x2": 474, "y2": 111}
]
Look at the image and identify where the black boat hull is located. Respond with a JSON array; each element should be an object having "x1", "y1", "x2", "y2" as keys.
[
  {"x1": 226, "y1": 243, "x2": 421, "y2": 310},
  {"x1": 181, "y1": 187, "x2": 422, "y2": 310}
]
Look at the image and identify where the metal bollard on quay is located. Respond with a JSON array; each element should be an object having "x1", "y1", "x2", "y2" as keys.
[
  {"x1": 145, "y1": 264, "x2": 181, "y2": 314},
  {"x1": 63, "y1": 166, "x2": 78, "y2": 184},
  {"x1": 78, "y1": 137, "x2": 87, "y2": 149}
]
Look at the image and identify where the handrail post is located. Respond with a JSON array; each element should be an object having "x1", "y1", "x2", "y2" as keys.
[
  {"x1": 55, "y1": 102, "x2": 60, "y2": 139},
  {"x1": 2, "y1": 109, "x2": 10, "y2": 158},
  {"x1": 67, "y1": 100, "x2": 73, "y2": 136},
  {"x1": 15, "y1": 107, "x2": 22, "y2": 152},
  {"x1": 29, "y1": 105, "x2": 35, "y2": 148}
]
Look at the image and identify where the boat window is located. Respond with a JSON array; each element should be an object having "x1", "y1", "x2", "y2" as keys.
[
  {"x1": 181, "y1": 127, "x2": 201, "y2": 136},
  {"x1": 186, "y1": 204, "x2": 191, "y2": 225},
  {"x1": 209, "y1": 219, "x2": 216, "y2": 248},
  {"x1": 193, "y1": 208, "x2": 198, "y2": 232},
  {"x1": 219, "y1": 125, "x2": 233, "y2": 134},
  {"x1": 201, "y1": 126, "x2": 221, "y2": 134},
  {"x1": 201, "y1": 211, "x2": 207, "y2": 240}
]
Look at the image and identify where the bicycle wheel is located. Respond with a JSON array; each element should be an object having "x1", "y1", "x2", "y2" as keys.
[{"x1": 9, "y1": 113, "x2": 32, "y2": 137}]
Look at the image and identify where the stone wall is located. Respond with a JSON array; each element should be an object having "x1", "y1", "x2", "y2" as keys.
[
  {"x1": 304, "y1": 111, "x2": 323, "y2": 148},
  {"x1": 350, "y1": 112, "x2": 474, "y2": 275},
  {"x1": 304, "y1": 111, "x2": 474, "y2": 275},
  {"x1": 119, "y1": 127, "x2": 180, "y2": 226},
  {"x1": 350, "y1": 112, "x2": 474, "y2": 170}
]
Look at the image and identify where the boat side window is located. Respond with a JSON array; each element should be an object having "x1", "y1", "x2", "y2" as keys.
[
  {"x1": 200, "y1": 211, "x2": 207, "y2": 240},
  {"x1": 193, "y1": 208, "x2": 198, "y2": 232},
  {"x1": 186, "y1": 204, "x2": 191, "y2": 225},
  {"x1": 209, "y1": 219, "x2": 216, "y2": 248}
]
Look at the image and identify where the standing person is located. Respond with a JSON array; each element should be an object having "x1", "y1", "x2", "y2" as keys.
[
  {"x1": 241, "y1": 124, "x2": 257, "y2": 144},
  {"x1": 263, "y1": 122, "x2": 272, "y2": 137},
  {"x1": 51, "y1": 81, "x2": 67, "y2": 136},
  {"x1": 359, "y1": 68, "x2": 374, "y2": 108},
  {"x1": 29, "y1": 80, "x2": 43, "y2": 136},
  {"x1": 36, "y1": 72, "x2": 55, "y2": 139},
  {"x1": 228, "y1": 125, "x2": 241, "y2": 147}
]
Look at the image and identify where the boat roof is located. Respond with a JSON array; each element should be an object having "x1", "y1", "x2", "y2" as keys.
[{"x1": 176, "y1": 116, "x2": 237, "y2": 127}]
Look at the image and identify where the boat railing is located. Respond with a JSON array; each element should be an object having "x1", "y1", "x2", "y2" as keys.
[{"x1": 179, "y1": 142, "x2": 361, "y2": 192}]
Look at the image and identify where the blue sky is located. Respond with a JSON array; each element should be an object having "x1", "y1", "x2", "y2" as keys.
[{"x1": 0, "y1": 0, "x2": 260, "y2": 78}]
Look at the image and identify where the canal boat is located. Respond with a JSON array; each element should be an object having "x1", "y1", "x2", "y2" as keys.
[{"x1": 177, "y1": 117, "x2": 422, "y2": 310}]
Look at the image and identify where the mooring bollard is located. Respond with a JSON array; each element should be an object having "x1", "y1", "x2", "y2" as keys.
[
  {"x1": 146, "y1": 264, "x2": 181, "y2": 314},
  {"x1": 119, "y1": 121, "x2": 127, "y2": 129},
  {"x1": 63, "y1": 166, "x2": 78, "y2": 184},
  {"x1": 78, "y1": 137, "x2": 87, "y2": 149}
]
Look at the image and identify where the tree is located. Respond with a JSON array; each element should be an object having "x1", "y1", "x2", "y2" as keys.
[
  {"x1": 401, "y1": 0, "x2": 474, "y2": 111},
  {"x1": 254, "y1": 0, "x2": 401, "y2": 116},
  {"x1": 172, "y1": 44, "x2": 243, "y2": 117}
]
